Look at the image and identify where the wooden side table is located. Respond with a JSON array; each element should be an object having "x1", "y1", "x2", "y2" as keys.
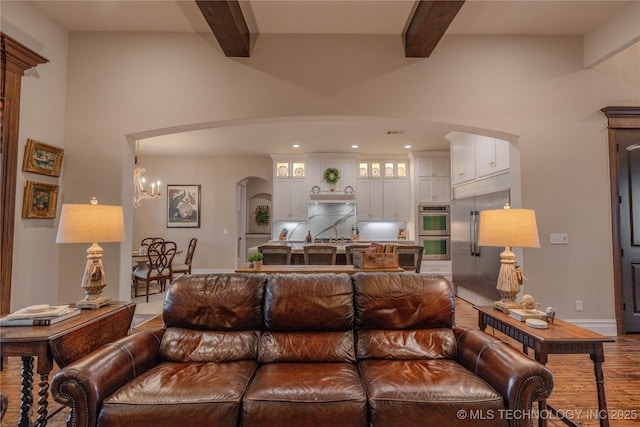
[
  {"x1": 0, "y1": 301, "x2": 135, "y2": 427},
  {"x1": 475, "y1": 305, "x2": 614, "y2": 427}
]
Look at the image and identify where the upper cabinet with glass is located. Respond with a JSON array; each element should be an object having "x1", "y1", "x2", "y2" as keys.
[
  {"x1": 358, "y1": 158, "x2": 408, "y2": 179},
  {"x1": 275, "y1": 159, "x2": 306, "y2": 178}
]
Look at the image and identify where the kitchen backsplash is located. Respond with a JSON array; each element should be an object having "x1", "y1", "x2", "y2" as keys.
[{"x1": 272, "y1": 203, "x2": 406, "y2": 241}]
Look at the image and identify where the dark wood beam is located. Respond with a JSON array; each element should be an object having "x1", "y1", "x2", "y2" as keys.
[
  {"x1": 404, "y1": 0, "x2": 465, "y2": 58},
  {"x1": 195, "y1": 0, "x2": 251, "y2": 57}
]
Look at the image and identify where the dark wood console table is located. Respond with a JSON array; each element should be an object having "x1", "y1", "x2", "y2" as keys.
[
  {"x1": 475, "y1": 306, "x2": 614, "y2": 427},
  {"x1": 0, "y1": 301, "x2": 135, "y2": 427}
]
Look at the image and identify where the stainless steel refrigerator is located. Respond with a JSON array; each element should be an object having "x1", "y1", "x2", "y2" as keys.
[{"x1": 451, "y1": 189, "x2": 510, "y2": 301}]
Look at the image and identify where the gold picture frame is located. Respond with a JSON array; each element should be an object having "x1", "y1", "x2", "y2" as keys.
[
  {"x1": 22, "y1": 139, "x2": 64, "y2": 177},
  {"x1": 22, "y1": 181, "x2": 59, "y2": 219}
]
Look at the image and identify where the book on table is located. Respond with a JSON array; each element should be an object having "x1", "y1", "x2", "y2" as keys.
[{"x1": 0, "y1": 305, "x2": 82, "y2": 326}]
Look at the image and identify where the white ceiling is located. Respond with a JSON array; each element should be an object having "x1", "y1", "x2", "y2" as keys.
[{"x1": 26, "y1": 0, "x2": 633, "y2": 157}]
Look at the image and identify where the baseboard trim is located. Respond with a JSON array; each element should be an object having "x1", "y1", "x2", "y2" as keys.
[{"x1": 560, "y1": 319, "x2": 617, "y2": 336}]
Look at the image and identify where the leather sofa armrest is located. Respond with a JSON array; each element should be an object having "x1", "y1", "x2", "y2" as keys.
[
  {"x1": 454, "y1": 328, "x2": 554, "y2": 425},
  {"x1": 51, "y1": 329, "x2": 164, "y2": 427}
]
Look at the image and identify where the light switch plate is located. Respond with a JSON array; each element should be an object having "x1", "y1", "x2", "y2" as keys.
[{"x1": 549, "y1": 233, "x2": 569, "y2": 245}]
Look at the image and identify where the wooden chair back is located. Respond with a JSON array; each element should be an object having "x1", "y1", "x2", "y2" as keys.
[
  {"x1": 345, "y1": 244, "x2": 370, "y2": 265},
  {"x1": 397, "y1": 245, "x2": 424, "y2": 273},
  {"x1": 258, "y1": 245, "x2": 292, "y2": 265},
  {"x1": 303, "y1": 245, "x2": 337, "y2": 265}
]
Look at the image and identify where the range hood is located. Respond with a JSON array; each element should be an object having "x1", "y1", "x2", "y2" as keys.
[{"x1": 309, "y1": 193, "x2": 355, "y2": 201}]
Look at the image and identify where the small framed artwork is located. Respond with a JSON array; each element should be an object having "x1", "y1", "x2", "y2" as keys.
[
  {"x1": 22, "y1": 181, "x2": 59, "y2": 219},
  {"x1": 22, "y1": 139, "x2": 65, "y2": 177},
  {"x1": 167, "y1": 185, "x2": 200, "y2": 228}
]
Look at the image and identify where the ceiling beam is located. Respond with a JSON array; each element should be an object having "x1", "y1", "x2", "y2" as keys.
[
  {"x1": 195, "y1": 0, "x2": 251, "y2": 57},
  {"x1": 404, "y1": 0, "x2": 465, "y2": 58}
]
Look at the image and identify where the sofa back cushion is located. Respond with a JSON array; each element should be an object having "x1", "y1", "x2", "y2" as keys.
[
  {"x1": 259, "y1": 273, "x2": 355, "y2": 363},
  {"x1": 353, "y1": 273, "x2": 456, "y2": 360},
  {"x1": 161, "y1": 273, "x2": 267, "y2": 362}
]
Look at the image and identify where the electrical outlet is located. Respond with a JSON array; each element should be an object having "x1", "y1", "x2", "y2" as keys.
[
  {"x1": 550, "y1": 233, "x2": 569, "y2": 245},
  {"x1": 575, "y1": 300, "x2": 584, "y2": 311}
]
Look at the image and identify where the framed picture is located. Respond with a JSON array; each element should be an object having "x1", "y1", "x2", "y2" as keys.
[
  {"x1": 22, "y1": 181, "x2": 59, "y2": 219},
  {"x1": 167, "y1": 185, "x2": 200, "y2": 228},
  {"x1": 22, "y1": 139, "x2": 64, "y2": 177}
]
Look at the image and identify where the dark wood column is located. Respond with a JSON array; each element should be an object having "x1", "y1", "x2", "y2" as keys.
[{"x1": 1, "y1": 33, "x2": 49, "y2": 315}]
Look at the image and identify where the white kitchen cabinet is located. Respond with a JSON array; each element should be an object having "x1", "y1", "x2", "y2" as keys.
[
  {"x1": 271, "y1": 156, "x2": 308, "y2": 221},
  {"x1": 417, "y1": 177, "x2": 450, "y2": 204},
  {"x1": 476, "y1": 136, "x2": 510, "y2": 178},
  {"x1": 383, "y1": 179, "x2": 411, "y2": 221},
  {"x1": 449, "y1": 133, "x2": 476, "y2": 186},
  {"x1": 273, "y1": 178, "x2": 307, "y2": 221},
  {"x1": 417, "y1": 157, "x2": 450, "y2": 177},
  {"x1": 356, "y1": 179, "x2": 383, "y2": 220},
  {"x1": 308, "y1": 157, "x2": 357, "y2": 192}
]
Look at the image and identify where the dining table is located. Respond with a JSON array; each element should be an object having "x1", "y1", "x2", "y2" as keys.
[{"x1": 234, "y1": 264, "x2": 404, "y2": 275}]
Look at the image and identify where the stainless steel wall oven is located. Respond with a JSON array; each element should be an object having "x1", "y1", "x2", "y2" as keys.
[{"x1": 418, "y1": 205, "x2": 451, "y2": 260}]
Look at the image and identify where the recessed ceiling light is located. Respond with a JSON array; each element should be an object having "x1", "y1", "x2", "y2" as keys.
[
  {"x1": 351, "y1": 145, "x2": 359, "y2": 149},
  {"x1": 292, "y1": 144, "x2": 300, "y2": 148},
  {"x1": 404, "y1": 145, "x2": 412, "y2": 149}
]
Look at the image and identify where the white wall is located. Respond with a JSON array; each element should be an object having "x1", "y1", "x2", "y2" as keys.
[
  {"x1": 3, "y1": 4, "x2": 640, "y2": 329},
  {"x1": 2, "y1": 1, "x2": 68, "y2": 311},
  {"x1": 131, "y1": 155, "x2": 272, "y2": 271}
]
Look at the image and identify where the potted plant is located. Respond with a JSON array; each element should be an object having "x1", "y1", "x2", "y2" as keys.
[
  {"x1": 249, "y1": 252, "x2": 264, "y2": 269},
  {"x1": 323, "y1": 167, "x2": 340, "y2": 191}
]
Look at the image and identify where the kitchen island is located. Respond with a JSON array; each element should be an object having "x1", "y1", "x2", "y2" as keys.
[
  {"x1": 247, "y1": 240, "x2": 415, "y2": 265},
  {"x1": 235, "y1": 264, "x2": 404, "y2": 274}
]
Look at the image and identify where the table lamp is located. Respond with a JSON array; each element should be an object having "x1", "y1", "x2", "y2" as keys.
[
  {"x1": 477, "y1": 204, "x2": 540, "y2": 313},
  {"x1": 56, "y1": 197, "x2": 125, "y2": 309}
]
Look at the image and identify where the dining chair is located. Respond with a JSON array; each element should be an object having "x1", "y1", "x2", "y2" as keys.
[
  {"x1": 172, "y1": 238, "x2": 198, "y2": 276},
  {"x1": 132, "y1": 241, "x2": 177, "y2": 302},
  {"x1": 139, "y1": 237, "x2": 164, "y2": 251},
  {"x1": 345, "y1": 244, "x2": 370, "y2": 265},
  {"x1": 397, "y1": 245, "x2": 424, "y2": 273},
  {"x1": 258, "y1": 244, "x2": 292, "y2": 265},
  {"x1": 303, "y1": 245, "x2": 337, "y2": 265}
]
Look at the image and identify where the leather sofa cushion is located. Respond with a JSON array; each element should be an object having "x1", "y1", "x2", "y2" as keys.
[
  {"x1": 353, "y1": 273, "x2": 454, "y2": 330},
  {"x1": 264, "y1": 273, "x2": 354, "y2": 331},
  {"x1": 260, "y1": 273, "x2": 356, "y2": 362},
  {"x1": 243, "y1": 362, "x2": 367, "y2": 427},
  {"x1": 357, "y1": 328, "x2": 456, "y2": 360},
  {"x1": 99, "y1": 360, "x2": 256, "y2": 427},
  {"x1": 259, "y1": 330, "x2": 355, "y2": 363},
  {"x1": 163, "y1": 273, "x2": 266, "y2": 330},
  {"x1": 161, "y1": 327, "x2": 259, "y2": 362},
  {"x1": 359, "y1": 359, "x2": 506, "y2": 427}
]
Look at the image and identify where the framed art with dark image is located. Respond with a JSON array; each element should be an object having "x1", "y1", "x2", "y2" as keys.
[
  {"x1": 167, "y1": 185, "x2": 200, "y2": 228},
  {"x1": 22, "y1": 181, "x2": 59, "y2": 218},
  {"x1": 22, "y1": 139, "x2": 64, "y2": 177}
]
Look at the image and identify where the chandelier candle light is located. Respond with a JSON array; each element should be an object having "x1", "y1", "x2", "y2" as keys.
[
  {"x1": 477, "y1": 204, "x2": 540, "y2": 313},
  {"x1": 56, "y1": 198, "x2": 125, "y2": 309},
  {"x1": 133, "y1": 140, "x2": 161, "y2": 207}
]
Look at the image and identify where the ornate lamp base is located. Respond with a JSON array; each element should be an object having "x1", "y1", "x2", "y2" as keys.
[{"x1": 77, "y1": 243, "x2": 112, "y2": 309}]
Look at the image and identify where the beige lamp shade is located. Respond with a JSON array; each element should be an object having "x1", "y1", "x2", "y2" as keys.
[
  {"x1": 56, "y1": 203, "x2": 125, "y2": 244},
  {"x1": 477, "y1": 208, "x2": 540, "y2": 248}
]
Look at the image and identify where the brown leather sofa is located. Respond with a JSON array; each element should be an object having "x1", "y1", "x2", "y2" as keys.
[{"x1": 52, "y1": 272, "x2": 553, "y2": 427}]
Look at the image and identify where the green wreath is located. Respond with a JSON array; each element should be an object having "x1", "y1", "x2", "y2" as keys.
[{"x1": 323, "y1": 167, "x2": 340, "y2": 185}]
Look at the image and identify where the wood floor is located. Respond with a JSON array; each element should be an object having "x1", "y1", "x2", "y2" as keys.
[{"x1": 1, "y1": 297, "x2": 639, "y2": 426}]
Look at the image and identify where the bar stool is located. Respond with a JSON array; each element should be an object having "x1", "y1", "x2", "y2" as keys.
[
  {"x1": 258, "y1": 244, "x2": 292, "y2": 265},
  {"x1": 303, "y1": 245, "x2": 337, "y2": 265}
]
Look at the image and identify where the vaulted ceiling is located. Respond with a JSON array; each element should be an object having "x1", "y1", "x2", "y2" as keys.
[{"x1": 24, "y1": 0, "x2": 637, "y2": 156}]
